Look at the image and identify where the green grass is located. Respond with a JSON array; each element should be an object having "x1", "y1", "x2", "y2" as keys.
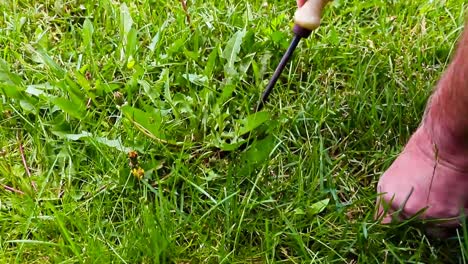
[{"x1": 1, "y1": 0, "x2": 468, "y2": 262}]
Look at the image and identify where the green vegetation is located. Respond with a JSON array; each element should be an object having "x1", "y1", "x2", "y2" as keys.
[{"x1": 1, "y1": 0, "x2": 467, "y2": 262}]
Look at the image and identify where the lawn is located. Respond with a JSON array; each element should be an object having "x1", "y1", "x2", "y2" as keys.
[{"x1": 1, "y1": 0, "x2": 467, "y2": 263}]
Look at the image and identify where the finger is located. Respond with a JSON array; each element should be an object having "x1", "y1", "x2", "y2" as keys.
[
  {"x1": 296, "y1": 0, "x2": 306, "y2": 7},
  {"x1": 379, "y1": 206, "x2": 398, "y2": 224}
]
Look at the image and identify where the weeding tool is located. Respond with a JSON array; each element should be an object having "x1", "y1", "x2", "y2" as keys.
[{"x1": 256, "y1": 0, "x2": 330, "y2": 112}]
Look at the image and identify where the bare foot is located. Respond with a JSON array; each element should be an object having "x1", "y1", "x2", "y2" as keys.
[
  {"x1": 376, "y1": 23, "x2": 468, "y2": 237},
  {"x1": 376, "y1": 123, "x2": 468, "y2": 235}
]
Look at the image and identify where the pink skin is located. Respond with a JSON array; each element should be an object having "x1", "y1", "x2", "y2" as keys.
[
  {"x1": 294, "y1": 0, "x2": 468, "y2": 233},
  {"x1": 376, "y1": 24, "x2": 468, "y2": 233}
]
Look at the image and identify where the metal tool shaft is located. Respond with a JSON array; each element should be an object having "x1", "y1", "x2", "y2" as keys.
[{"x1": 256, "y1": 35, "x2": 302, "y2": 112}]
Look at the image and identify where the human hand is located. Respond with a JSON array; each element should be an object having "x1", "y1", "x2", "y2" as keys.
[
  {"x1": 294, "y1": 0, "x2": 330, "y2": 31},
  {"x1": 296, "y1": 0, "x2": 306, "y2": 7}
]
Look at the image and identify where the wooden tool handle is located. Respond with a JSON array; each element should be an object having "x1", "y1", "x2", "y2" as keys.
[{"x1": 294, "y1": 0, "x2": 330, "y2": 31}]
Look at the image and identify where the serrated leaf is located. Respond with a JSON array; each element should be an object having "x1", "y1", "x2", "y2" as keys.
[
  {"x1": 217, "y1": 84, "x2": 235, "y2": 105},
  {"x1": 51, "y1": 78, "x2": 87, "y2": 113},
  {"x1": 75, "y1": 72, "x2": 92, "y2": 92},
  {"x1": 50, "y1": 97, "x2": 86, "y2": 119},
  {"x1": 148, "y1": 31, "x2": 160, "y2": 52},
  {"x1": 0, "y1": 84, "x2": 25, "y2": 99},
  {"x1": 183, "y1": 73, "x2": 208, "y2": 87},
  {"x1": 217, "y1": 141, "x2": 246, "y2": 151},
  {"x1": 243, "y1": 134, "x2": 275, "y2": 164},
  {"x1": 208, "y1": 133, "x2": 246, "y2": 151},
  {"x1": 54, "y1": 131, "x2": 92, "y2": 140},
  {"x1": 139, "y1": 79, "x2": 159, "y2": 106},
  {"x1": 0, "y1": 58, "x2": 23, "y2": 86},
  {"x1": 167, "y1": 38, "x2": 186, "y2": 55},
  {"x1": 184, "y1": 49, "x2": 199, "y2": 61},
  {"x1": 52, "y1": 131, "x2": 131, "y2": 152},
  {"x1": 148, "y1": 20, "x2": 168, "y2": 53},
  {"x1": 62, "y1": 75, "x2": 85, "y2": 99},
  {"x1": 25, "y1": 83, "x2": 54, "y2": 97},
  {"x1": 94, "y1": 136, "x2": 132, "y2": 152},
  {"x1": 238, "y1": 111, "x2": 270, "y2": 135},
  {"x1": 121, "y1": 105, "x2": 165, "y2": 139},
  {"x1": 204, "y1": 46, "x2": 218, "y2": 77},
  {"x1": 27, "y1": 46, "x2": 65, "y2": 78},
  {"x1": 222, "y1": 29, "x2": 246, "y2": 78},
  {"x1": 239, "y1": 54, "x2": 253, "y2": 77}
]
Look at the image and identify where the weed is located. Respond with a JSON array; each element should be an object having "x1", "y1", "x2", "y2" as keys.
[{"x1": 0, "y1": 0, "x2": 467, "y2": 262}]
